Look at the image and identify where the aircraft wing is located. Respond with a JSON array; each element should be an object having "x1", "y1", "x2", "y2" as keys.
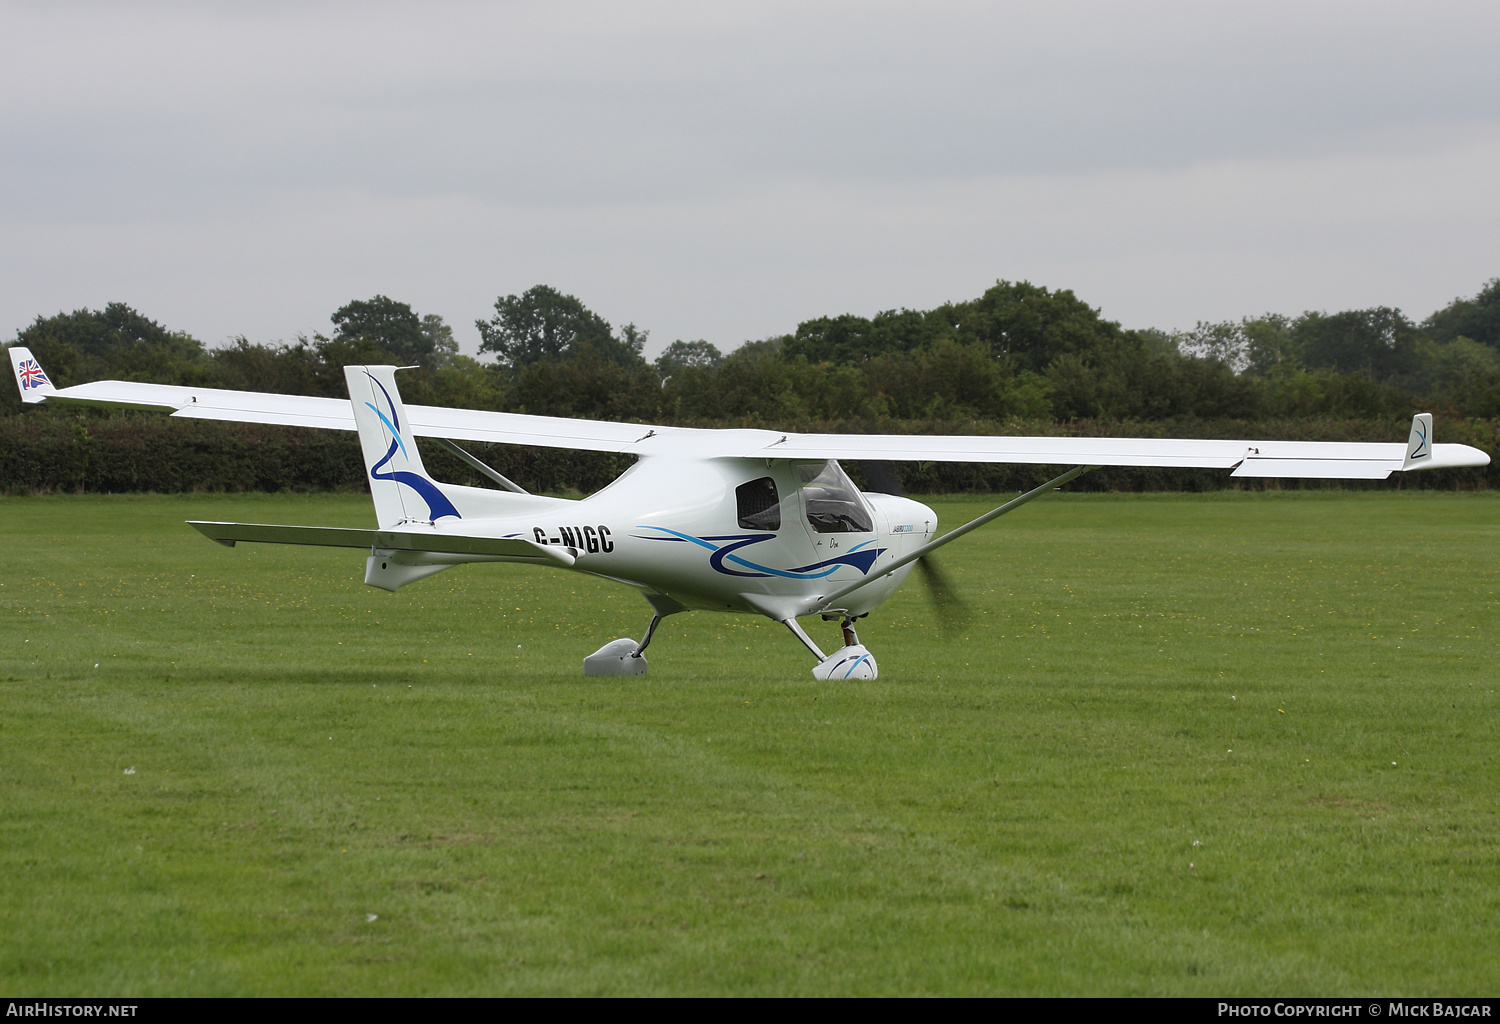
[
  {"x1": 127, "y1": 379, "x2": 660, "y2": 450},
  {"x1": 8, "y1": 345, "x2": 672, "y2": 452},
  {"x1": 10, "y1": 346, "x2": 1489, "y2": 477},
  {"x1": 739, "y1": 429, "x2": 1489, "y2": 478}
]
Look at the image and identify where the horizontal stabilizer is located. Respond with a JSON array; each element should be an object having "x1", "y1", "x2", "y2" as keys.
[{"x1": 187, "y1": 521, "x2": 576, "y2": 566}]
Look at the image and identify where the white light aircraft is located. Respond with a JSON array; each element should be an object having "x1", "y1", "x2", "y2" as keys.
[{"x1": 9, "y1": 346, "x2": 1490, "y2": 679}]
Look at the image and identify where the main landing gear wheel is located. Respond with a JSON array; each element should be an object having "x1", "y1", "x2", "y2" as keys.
[
  {"x1": 582, "y1": 638, "x2": 648, "y2": 676},
  {"x1": 583, "y1": 612, "x2": 663, "y2": 676}
]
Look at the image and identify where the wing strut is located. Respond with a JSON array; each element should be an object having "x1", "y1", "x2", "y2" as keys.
[
  {"x1": 432, "y1": 437, "x2": 529, "y2": 494},
  {"x1": 815, "y1": 464, "x2": 1092, "y2": 612}
]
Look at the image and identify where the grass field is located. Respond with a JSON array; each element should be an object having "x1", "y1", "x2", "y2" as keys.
[{"x1": 1, "y1": 490, "x2": 1497, "y2": 996}]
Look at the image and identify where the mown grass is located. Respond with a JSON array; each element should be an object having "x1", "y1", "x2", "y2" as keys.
[{"x1": 1, "y1": 490, "x2": 1496, "y2": 996}]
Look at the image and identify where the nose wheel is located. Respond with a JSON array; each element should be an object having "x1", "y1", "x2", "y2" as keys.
[{"x1": 783, "y1": 616, "x2": 878, "y2": 680}]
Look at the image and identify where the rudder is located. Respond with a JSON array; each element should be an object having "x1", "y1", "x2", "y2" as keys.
[{"x1": 345, "y1": 365, "x2": 461, "y2": 528}]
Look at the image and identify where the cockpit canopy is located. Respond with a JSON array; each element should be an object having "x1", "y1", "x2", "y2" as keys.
[{"x1": 796, "y1": 460, "x2": 873, "y2": 533}]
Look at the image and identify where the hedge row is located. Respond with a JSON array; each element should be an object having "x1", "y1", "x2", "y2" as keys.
[
  {"x1": 0, "y1": 414, "x2": 633, "y2": 495},
  {"x1": 2, "y1": 412, "x2": 1494, "y2": 495}
]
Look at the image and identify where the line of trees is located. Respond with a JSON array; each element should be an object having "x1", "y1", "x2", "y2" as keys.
[{"x1": 4, "y1": 278, "x2": 1498, "y2": 492}]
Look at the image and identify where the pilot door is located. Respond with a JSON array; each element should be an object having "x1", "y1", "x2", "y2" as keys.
[{"x1": 792, "y1": 460, "x2": 878, "y2": 584}]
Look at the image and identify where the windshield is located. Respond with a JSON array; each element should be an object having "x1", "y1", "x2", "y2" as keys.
[{"x1": 796, "y1": 460, "x2": 873, "y2": 534}]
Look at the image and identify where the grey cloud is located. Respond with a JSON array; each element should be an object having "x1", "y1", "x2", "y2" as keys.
[
  {"x1": 1, "y1": 0, "x2": 1497, "y2": 348},
  {"x1": 6, "y1": 1, "x2": 1499, "y2": 213}
]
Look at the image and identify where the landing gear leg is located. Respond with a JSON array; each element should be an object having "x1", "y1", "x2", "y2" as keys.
[
  {"x1": 632, "y1": 614, "x2": 664, "y2": 659},
  {"x1": 584, "y1": 594, "x2": 684, "y2": 677},
  {"x1": 840, "y1": 617, "x2": 860, "y2": 647}
]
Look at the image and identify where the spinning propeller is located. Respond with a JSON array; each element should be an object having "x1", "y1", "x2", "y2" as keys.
[{"x1": 861, "y1": 462, "x2": 971, "y2": 631}]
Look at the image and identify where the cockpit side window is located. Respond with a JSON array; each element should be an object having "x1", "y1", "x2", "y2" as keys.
[
  {"x1": 736, "y1": 477, "x2": 782, "y2": 530},
  {"x1": 797, "y1": 460, "x2": 873, "y2": 533}
]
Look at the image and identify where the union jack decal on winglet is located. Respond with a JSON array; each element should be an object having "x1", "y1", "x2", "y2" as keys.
[
  {"x1": 8, "y1": 348, "x2": 54, "y2": 402},
  {"x1": 17, "y1": 358, "x2": 50, "y2": 390}
]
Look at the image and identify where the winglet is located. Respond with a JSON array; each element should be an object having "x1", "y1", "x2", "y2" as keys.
[
  {"x1": 8, "y1": 347, "x2": 56, "y2": 403},
  {"x1": 1402, "y1": 413, "x2": 1433, "y2": 470}
]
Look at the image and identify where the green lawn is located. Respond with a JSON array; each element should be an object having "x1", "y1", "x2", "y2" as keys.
[{"x1": 1, "y1": 490, "x2": 1497, "y2": 996}]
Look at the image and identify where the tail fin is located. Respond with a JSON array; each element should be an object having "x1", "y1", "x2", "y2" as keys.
[
  {"x1": 8, "y1": 347, "x2": 56, "y2": 403},
  {"x1": 345, "y1": 365, "x2": 461, "y2": 528}
]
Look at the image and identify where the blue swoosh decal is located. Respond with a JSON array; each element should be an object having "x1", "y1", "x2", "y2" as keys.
[
  {"x1": 636, "y1": 527, "x2": 884, "y2": 579},
  {"x1": 365, "y1": 401, "x2": 408, "y2": 460},
  {"x1": 370, "y1": 438, "x2": 461, "y2": 521},
  {"x1": 1413, "y1": 421, "x2": 1428, "y2": 458},
  {"x1": 786, "y1": 550, "x2": 881, "y2": 575}
]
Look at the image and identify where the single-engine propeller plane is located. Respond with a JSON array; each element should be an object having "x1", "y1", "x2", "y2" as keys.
[{"x1": 10, "y1": 346, "x2": 1490, "y2": 679}]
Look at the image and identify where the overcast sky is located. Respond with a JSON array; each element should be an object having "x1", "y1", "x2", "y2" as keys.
[{"x1": 3, "y1": 1, "x2": 1497, "y2": 357}]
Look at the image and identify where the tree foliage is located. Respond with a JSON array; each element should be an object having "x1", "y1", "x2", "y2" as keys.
[
  {"x1": 654, "y1": 339, "x2": 723, "y2": 380},
  {"x1": 329, "y1": 295, "x2": 433, "y2": 367},
  {"x1": 952, "y1": 281, "x2": 1124, "y2": 371},
  {"x1": 16, "y1": 303, "x2": 210, "y2": 389},
  {"x1": 1424, "y1": 278, "x2": 1500, "y2": 349},
  {"x1": 476, "y1": 285, "x2": 645, "y2": 369}
]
